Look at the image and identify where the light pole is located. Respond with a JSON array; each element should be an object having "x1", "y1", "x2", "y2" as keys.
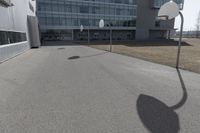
[
  {"x1": 109, "y1": 23, "x2": 112, "y2": 52},
  {"x1": 99, "y1": 19, "x2": 112, "y2": 52},
  {"x1": 80, "y1": 24, "x2": 90, "y2": 44},
  {"x1": 88, "y1": 25, "x2": 90, "y2": 44},
  {"x1": 158, "y1": 0, "x2": 184, "y2": 68},
  {"x1": 80, "y1": 25, "x2": 84, "y2": 32},
  {"x1": 80, "y1": 24, "x2": 84, "y2": 41}
]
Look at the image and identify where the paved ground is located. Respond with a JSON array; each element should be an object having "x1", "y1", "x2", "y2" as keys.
[{"x1": 0, "y1": 45, "x2": 200, "y2": 133}]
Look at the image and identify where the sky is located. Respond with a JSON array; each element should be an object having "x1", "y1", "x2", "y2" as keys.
[{"x1": 175, "y1": 0, "x2": 200, "y2": 31}]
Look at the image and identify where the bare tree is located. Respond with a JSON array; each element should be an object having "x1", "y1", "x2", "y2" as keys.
[{"x1": 196, "y1": 11, "x2": 200, "y2": 38}]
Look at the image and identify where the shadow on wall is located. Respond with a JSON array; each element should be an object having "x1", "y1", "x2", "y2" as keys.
[{"x1": 137, "y1": 69, "x2": 187, "y2": 133}]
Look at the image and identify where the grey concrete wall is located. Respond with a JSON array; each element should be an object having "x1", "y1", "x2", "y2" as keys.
[
  {"x1": 0, "y1": 0, "x2": 35, "y2": 31},
  {"x1": 0, "y1": 0, "x2": 36, "y2": 63},
  {"x1": 135, "y1": 0, "x2": 175, "y2": 40},
  {"x1": 0, "y1": 42, "x2": 29, "y2": 62},
  {"x1": 0, "y1": 6, "x2": 13, "y2": 30},
  {"x1": 136, "y1": 0, "x2": 157, "y2": 40},
  {"x1": 27, "y1": 16, "x2": 41, "y2": 48}
]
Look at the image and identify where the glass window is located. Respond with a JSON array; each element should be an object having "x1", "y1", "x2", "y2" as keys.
[
  {"x1": 0, "y1": 31, "x2": 27, "y2": 45},
  {"x1": 0, "y1": 31, "x2": 8, "y2": 45},
  {"x1": 37, "y1": 0, "x2": 137, "y2": 28}
]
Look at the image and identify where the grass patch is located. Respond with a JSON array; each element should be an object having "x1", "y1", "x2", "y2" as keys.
[{"x1": 86, "y1": 38, "x2": 200, "y2": 73}]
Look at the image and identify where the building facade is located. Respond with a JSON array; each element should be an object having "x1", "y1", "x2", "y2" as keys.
[
  {"x1": 0, "y1": 0, "x2": 40, "y2": 63},
  {"x1": 37, "y1": 0, "x2": 184, "y2": 41}
]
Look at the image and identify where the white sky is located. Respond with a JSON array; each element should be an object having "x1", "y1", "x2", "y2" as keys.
[{"x1": 175, "y1": 0, "x2": 200, "y2": 31}]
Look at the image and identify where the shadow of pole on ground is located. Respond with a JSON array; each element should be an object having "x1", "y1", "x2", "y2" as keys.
[
  {"x1": 136, "y1": 68, "x2": 188, "y2": 133},
  {"x1": 68, "y1": 52, "x2": 108, "y2": 60}
]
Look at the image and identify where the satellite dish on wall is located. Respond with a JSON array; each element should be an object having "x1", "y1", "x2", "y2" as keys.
[
  {"x1": 158, "y1": 1, "x2": 179, "y2": 20},
  {"x1": 99, "y1": 19, "x2": 104, "y2": 28}
]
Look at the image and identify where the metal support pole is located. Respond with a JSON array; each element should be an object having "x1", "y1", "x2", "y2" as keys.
[
  {"x1": 110, "y1": 25, "x2": 112, "y2": 52},
  {"x1": 176, "y1": 12, "x2": 184, "y2": 68},
  {"x1": 88, "y1": 28, "x2": 90, "y2": 44},
  {"x1": 167, "y1": 30, "x2": 171, "y2": 39},
  {"x1": 72, "y1": 29, "x2": 74, "y2": 40}
]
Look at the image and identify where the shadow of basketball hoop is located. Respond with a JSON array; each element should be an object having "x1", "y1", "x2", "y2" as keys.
[{"x1": 136, "y1": 69, "x2": 187, "y2": 133}]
